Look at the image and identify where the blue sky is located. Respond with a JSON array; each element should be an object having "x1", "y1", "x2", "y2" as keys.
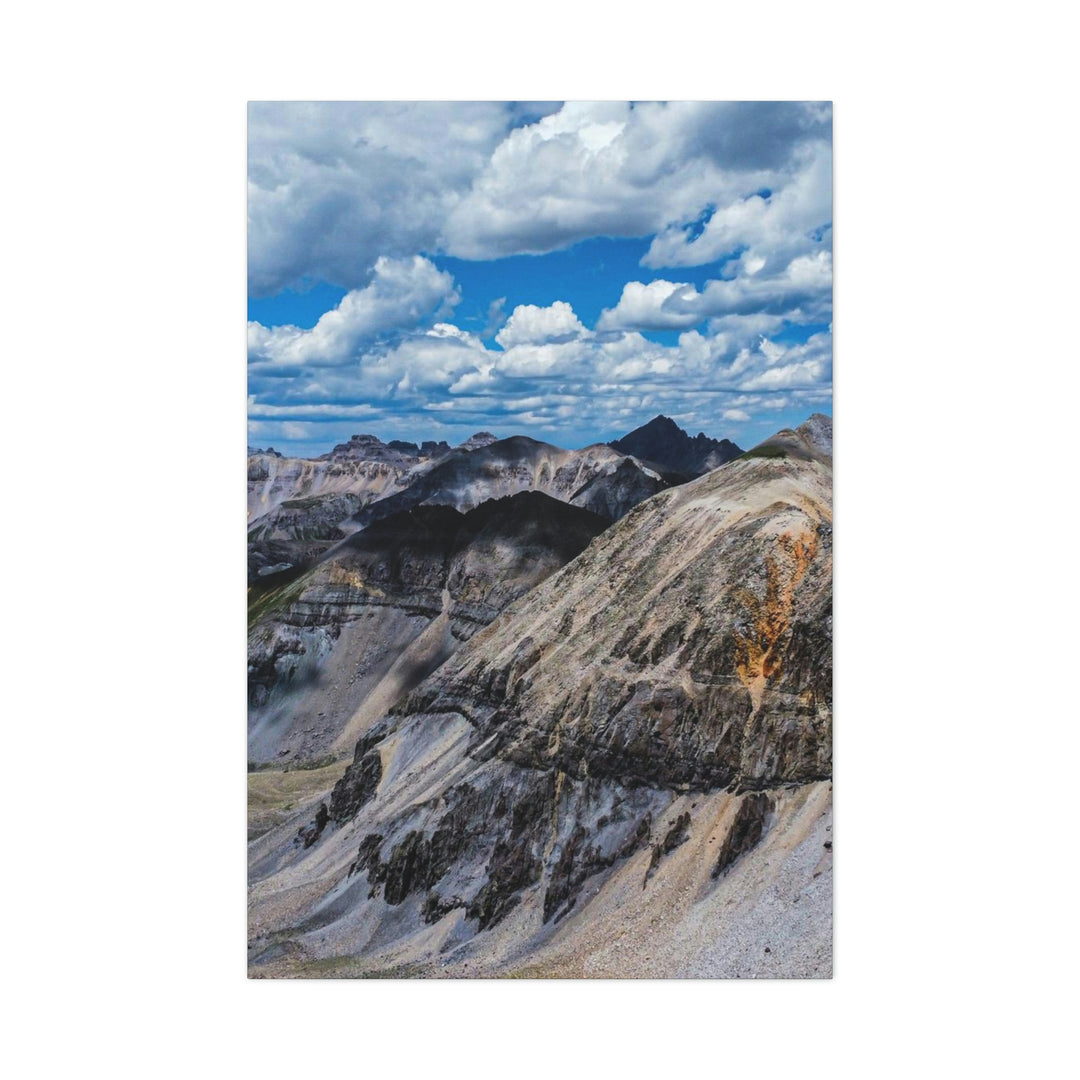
[{"x1": 248, "y1": 101, "x2": 832, "y2": 457}]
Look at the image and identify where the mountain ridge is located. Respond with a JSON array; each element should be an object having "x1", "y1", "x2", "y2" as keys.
[
  {"x1": 248, "y1": 415, "x2": 832, "y2": 978},
  {"x1": 246, "y1": 416, "x2": 746, "y2": 582}
]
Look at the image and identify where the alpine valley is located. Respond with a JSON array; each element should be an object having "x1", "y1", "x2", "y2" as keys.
[{"x1": 247, "y1": 413, "x2": 833, "y2": 978}]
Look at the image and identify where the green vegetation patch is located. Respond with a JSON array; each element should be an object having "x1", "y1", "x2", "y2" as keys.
[
  {"x1": 247, "y1": 575, "x2": 306, "y2": 629},
  {"x1": 741, "y1": 444, "x2": 788, "y2": 460}
]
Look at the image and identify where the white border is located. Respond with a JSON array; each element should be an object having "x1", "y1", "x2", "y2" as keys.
[{"x1": 5, "y1": 2, "x2": 1075, "y2": 1074}]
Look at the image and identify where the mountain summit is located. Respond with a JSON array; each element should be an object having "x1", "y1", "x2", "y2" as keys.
[{"x1": 609, "y1": 415, "x2": 742, "y2": 477}]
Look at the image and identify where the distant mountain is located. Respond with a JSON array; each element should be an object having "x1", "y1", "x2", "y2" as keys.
[
  {"x1": 248, "y1": 431, "x2": 669, "y2": 583},
  {"x1": 248, "y1": 491, "x2": 608, "y2": 769},
  {"x1": 609, "y1": 415, "x2": 742, "y2": 477},
  {"x1": 319, "y1": 433, "x2": 451, "y2": 462},
  {"x1": 457, "y1": 431, "x2": 499, "y2": 451},
  {"x1": 248, "y1": 447, "x2": 426, "y2": 582},
  {"x1": 740, "y1": 412, "x2": 832, "y2": 462},
  {"x1": 349, "y1": 435, "x2": 669, "y2": 530}
]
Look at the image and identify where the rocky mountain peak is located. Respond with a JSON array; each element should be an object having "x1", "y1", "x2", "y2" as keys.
[
  {"x1": 743, "y1": 413, "x2": 832, "y2": 464},
  {"x1": 643, "y1": 414, "x2": 681, "y2": 433},
  {"x1": 458, "y1": 432, "x2": 499, "y2": 452},
  {"x1": 320, "y1": 433, "x2": 451, "y2": 463},
  {"x1": 609, "y1": 415, "x2": 743, "y2": 477},
  {"x1": 800, "y1": 413, "x2": 833, "y2": 456}
]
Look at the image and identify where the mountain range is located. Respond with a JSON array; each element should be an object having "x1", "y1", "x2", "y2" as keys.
[
  {"x1": 248, "y1": 414, "x2": 832, "y2": 978},
  {"x1": 247, "y1": 417, "x2": 737, "y2": 584}
]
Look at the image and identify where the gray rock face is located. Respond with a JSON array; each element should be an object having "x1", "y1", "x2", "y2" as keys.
[
  {"x1": 568, "y1": 457, "x2": 669, "y2": 520},
  {"x1": 248, "y1": 450, "x2": 426, "y2": 580},
  {"x1": 248, "y1": 417, "x2": 833, "y2": 978},
  {"x1": 740, "y1": 414, "x2": 833, "y2": 464}
]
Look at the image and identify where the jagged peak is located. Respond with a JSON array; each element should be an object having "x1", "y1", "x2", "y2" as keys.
[
  {"x1": 798, "y1": 413, "x2": 833, "y2": 455},
  {"x1": 609, "y1": 414, "x2": 742, "y2": 477},
  {"x1": 458, "y1": 431, "x2": 500, "y2": 451},
  {"x1": 319, "y1": 433, "x2": 451, "y2": 461}
]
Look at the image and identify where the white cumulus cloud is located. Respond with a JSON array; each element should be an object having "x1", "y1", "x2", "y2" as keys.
[
  {"x1": 247, "y1": 256, "x2": 459, "y2": 366},
  {"x1": 249, "y1": 101, "x2": 831, "y2": 291},
  {"x1": 495, "y1": 301, "x2": 588, "y2": 349}
]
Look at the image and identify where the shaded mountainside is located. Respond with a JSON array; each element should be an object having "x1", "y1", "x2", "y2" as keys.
[
  {"x1": 568, "y1": 456, "x2": 671, "y2": 521},
  {"x1": 247, "y1": 450, "x2": 425, "y2": 582},
  {"x1": 248, "y1": 433, "x2": 494, "y2": 582},
  {"x1": 248, "y1": 492, "x2": 609, "y2": 768},
  {"x1": 248, "y1": 416, "x2": 833, "y2": 978},
  {"x1": 349, "y1": 435, "x2": 669, "y2": 531},
  {"x1": 609, "y1": 414, "x2": 742, "y2": 477},
  {"x1": 247, "y1": 431, "x2": 665, "y2": 582}
]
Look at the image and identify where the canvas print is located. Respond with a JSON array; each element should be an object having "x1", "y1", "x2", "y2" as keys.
[{"x1": 247, "y1": 101, "x2": 832, "y2": 978}]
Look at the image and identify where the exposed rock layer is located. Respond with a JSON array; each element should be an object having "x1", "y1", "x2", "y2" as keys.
[{"x1": 248, "y1": 492, "x2": 609, "y2": 763}]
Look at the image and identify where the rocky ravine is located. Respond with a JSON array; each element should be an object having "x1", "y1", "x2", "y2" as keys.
[
  {"x1": 248, "y1": 416, "x2": 833, "y2": 978},
  {"x1": 248, "y1": 492, "x2": 609, "y2": 767}
]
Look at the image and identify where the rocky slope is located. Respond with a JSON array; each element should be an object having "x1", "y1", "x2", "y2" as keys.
[
  {"x1": 248, "y1": 491, "x2": 609, "y2": 767},
  {"x1": 248, "y1": 439, "x2": 428, "y2": 526},
  {"x1": 248, "y1": 448, "x2": 420, "y2": 581},
  {"x1": 248, "y1": 416, "x2": 833, "y2": 978},
  {"x1": 609, "y1": 414, "x2": 742, "y2": 476}
]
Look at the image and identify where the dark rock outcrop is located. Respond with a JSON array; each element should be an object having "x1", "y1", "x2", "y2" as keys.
[
  {"x1": 643, "y1": 811, "x2": 692, "y2": 887},
  {"x1": 328, "y1": 732, "x2": 385, "y2": 822},
  {"x1": 712, "y1": 793, "x2": 774, "y2": 878},
  {"x1": 294, "y1": 802, "x2": 329, "y2": 849}
]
